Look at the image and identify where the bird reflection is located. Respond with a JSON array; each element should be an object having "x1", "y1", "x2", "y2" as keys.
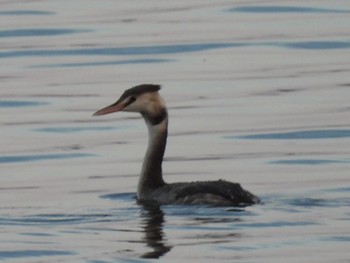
[{"x1": 139, "y1": 202, "x2": 172, "y2": 258}]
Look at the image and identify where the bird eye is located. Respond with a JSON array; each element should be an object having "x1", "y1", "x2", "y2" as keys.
[{"x1": 129, "y1": 96, "x2": 136, "y2": 103}]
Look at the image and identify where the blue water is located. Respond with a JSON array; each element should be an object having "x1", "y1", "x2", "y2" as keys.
[
  {"x1": 228, "y1": 6, "x2": 350, "y2": 13},
  {"x1": 1, "y1": 2, "x2": 349, "y2": 262},
  {"x1": 280, "y1": 41, "x2": 350, "y2": 50},
  {"x1": 0, "y1": 28, "x2": 90, "y2": 38},
  {"x1": 0, "y1": 153, "x2": 95, "y2": 164},
  {"x1": 32, "y1": 58, "x2": 175, "y2": 68},
  {"x1": 269, "y1": 159, "x2": 349, "y2": 165},
  {"x1": 34, "y1": 126, "x2": 121, "y2": 133},
  {"x1": 1, "y1": 41, "x2": 350, "y2": 60},
  {"x1": 0, "y1": 43, "x2": 243, "y2": 59},
  {"x1": 0, "y1": 250, "x2": 76, "y2": 260},
  {"x1": 232, "y1": 129, "x2": 350, "y2": 140},
  {"x1": 0, "y1": 100, "x2": 49, "y2": 108},
  {"x1": 1, "y1": 189, "x2": 349, "y2": 260},
  {"x1": 229, "y1": 130, "x2": 350, "y2": 166}
]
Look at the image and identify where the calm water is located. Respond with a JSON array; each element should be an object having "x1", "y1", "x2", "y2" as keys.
[{"x1": 1, "y1": 1, "x2": 350, "y2": 262}]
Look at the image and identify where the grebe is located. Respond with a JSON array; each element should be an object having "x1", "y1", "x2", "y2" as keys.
[{"x1": 93, "y1": 84, "x2": 260, "y2": 206}]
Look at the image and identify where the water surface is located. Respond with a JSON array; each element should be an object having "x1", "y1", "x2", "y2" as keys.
[{"x1": 1, "y1": 0, "x2": 349, "y2": 262}]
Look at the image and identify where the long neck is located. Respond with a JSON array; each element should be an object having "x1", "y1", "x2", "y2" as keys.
[{"x1": 137, "y1": 114, "x2": 168, "y2": 199}]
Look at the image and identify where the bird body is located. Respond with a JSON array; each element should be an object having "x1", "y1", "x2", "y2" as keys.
[
  {"x1": 138, "y1": 180, "x2": 259, "y2": 206},
  {"x1": 93, "y1": 84, "x2": 260, "y2": 206}
]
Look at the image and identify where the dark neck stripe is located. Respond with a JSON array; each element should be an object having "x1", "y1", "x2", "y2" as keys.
[{"x1": 142, "y1": 109, "x2": 167, "y2": 126}]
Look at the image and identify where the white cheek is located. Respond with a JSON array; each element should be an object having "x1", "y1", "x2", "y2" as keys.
[
  {"x1": 123, "y1": 103, "x2": 140, "y2": 112},
  {"x1": 132, "y1": 96, "x2": 150, "y2": 112},
  {"x1": 123, "y1": 99, "x2": 145, "y2": 112}
]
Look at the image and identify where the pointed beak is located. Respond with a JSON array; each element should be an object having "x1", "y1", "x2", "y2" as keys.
[{"x1": 93, "y1": 101, "x2": 126, "y2": 116}]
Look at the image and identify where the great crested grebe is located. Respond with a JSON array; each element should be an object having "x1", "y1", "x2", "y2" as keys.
[{"x1": 93, "y1": 84, "x2": 260, "y2": 206}]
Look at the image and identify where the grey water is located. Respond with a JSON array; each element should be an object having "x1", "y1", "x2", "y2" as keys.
[{"x1": 1, "y1": 1, "x2": 350, "y2": 262}]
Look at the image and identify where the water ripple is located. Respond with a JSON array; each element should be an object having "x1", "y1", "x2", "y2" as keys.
[
  {"x1": 0, "y1": 250, "x2": 76, "y2": 260},
  {"x1": 0, "y1": 100, "x2": 49, "y2": 108},
  {"x1": 0, "y1": 28, "x2": 90, "y2": 38},
  {"x1": 32, "y1": 58, "x2": 175, "y2": 68},
  {"x1": 1, "y1": 41, "x2": 350, "y2": 59},
  {"x1": 269, "y1": 159, "x2": 349, "y2": 165},
  {"x1": 100, "y1": 192, "x2": 136, "y2": 202},
  {"x1": 324, "y1": 187, "x2": 350, "y2": 193},
  {"x1": 322, "y1": 236, "x2": 350, "y2": 242},
  {"x1": 237, "y1": 220, "x2": 317, "y2": 228},
  {"x1": 228, "y1": 6, "x2": 350, "y2": 13},
  {"x1": 280, "y1": 41, "x2": 350, "y2": 50},
  {"x1": 0, "y1": 10, "x2": 55, "y2": 16},
  {"x1": 287, "y1": 197, "x2": 350, "y2": 208},
  {"x1": 0, "y1": 213, "x2": 111, "y2": 226},
  {"x1": 34, "y1": 126, "x2": 120, "y2": 133},
  {"x1": 0, "y1": 43, "x2": 241, "y2": 58},
  {"x1": 232, "y1": 129, "x2": 350, "y2": 140},
  {"x1": 0, "y1": 153, "x2": 96, "y2": 164}
]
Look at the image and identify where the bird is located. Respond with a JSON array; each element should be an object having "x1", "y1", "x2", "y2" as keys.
[{"x1": 93, "y1": 84, "x2": 260, "y2": 206}]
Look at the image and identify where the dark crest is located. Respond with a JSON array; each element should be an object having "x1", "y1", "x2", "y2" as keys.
[{"x1": 117, "y1": 84, "x2": 161, "y2": 102}]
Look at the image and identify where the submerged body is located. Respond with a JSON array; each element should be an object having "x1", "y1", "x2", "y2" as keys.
[
  {"x1": 139, "y1": 180, "x2": 259, "y2": 206},
  {"x1": 93, "y1": 84, "x2": 260, "y2": 206}
]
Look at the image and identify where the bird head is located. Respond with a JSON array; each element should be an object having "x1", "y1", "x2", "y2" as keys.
[{"x1": 93, "y1": 84, "x2": 167, "y2": 125}]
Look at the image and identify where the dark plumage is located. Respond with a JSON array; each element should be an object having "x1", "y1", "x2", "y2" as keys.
[
  {"x1": 145, "y1": 180, "x2": 259, "y2": 206},
  {"x1": 93, "y1": 84, "x2": 260, "y2": 206}
]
